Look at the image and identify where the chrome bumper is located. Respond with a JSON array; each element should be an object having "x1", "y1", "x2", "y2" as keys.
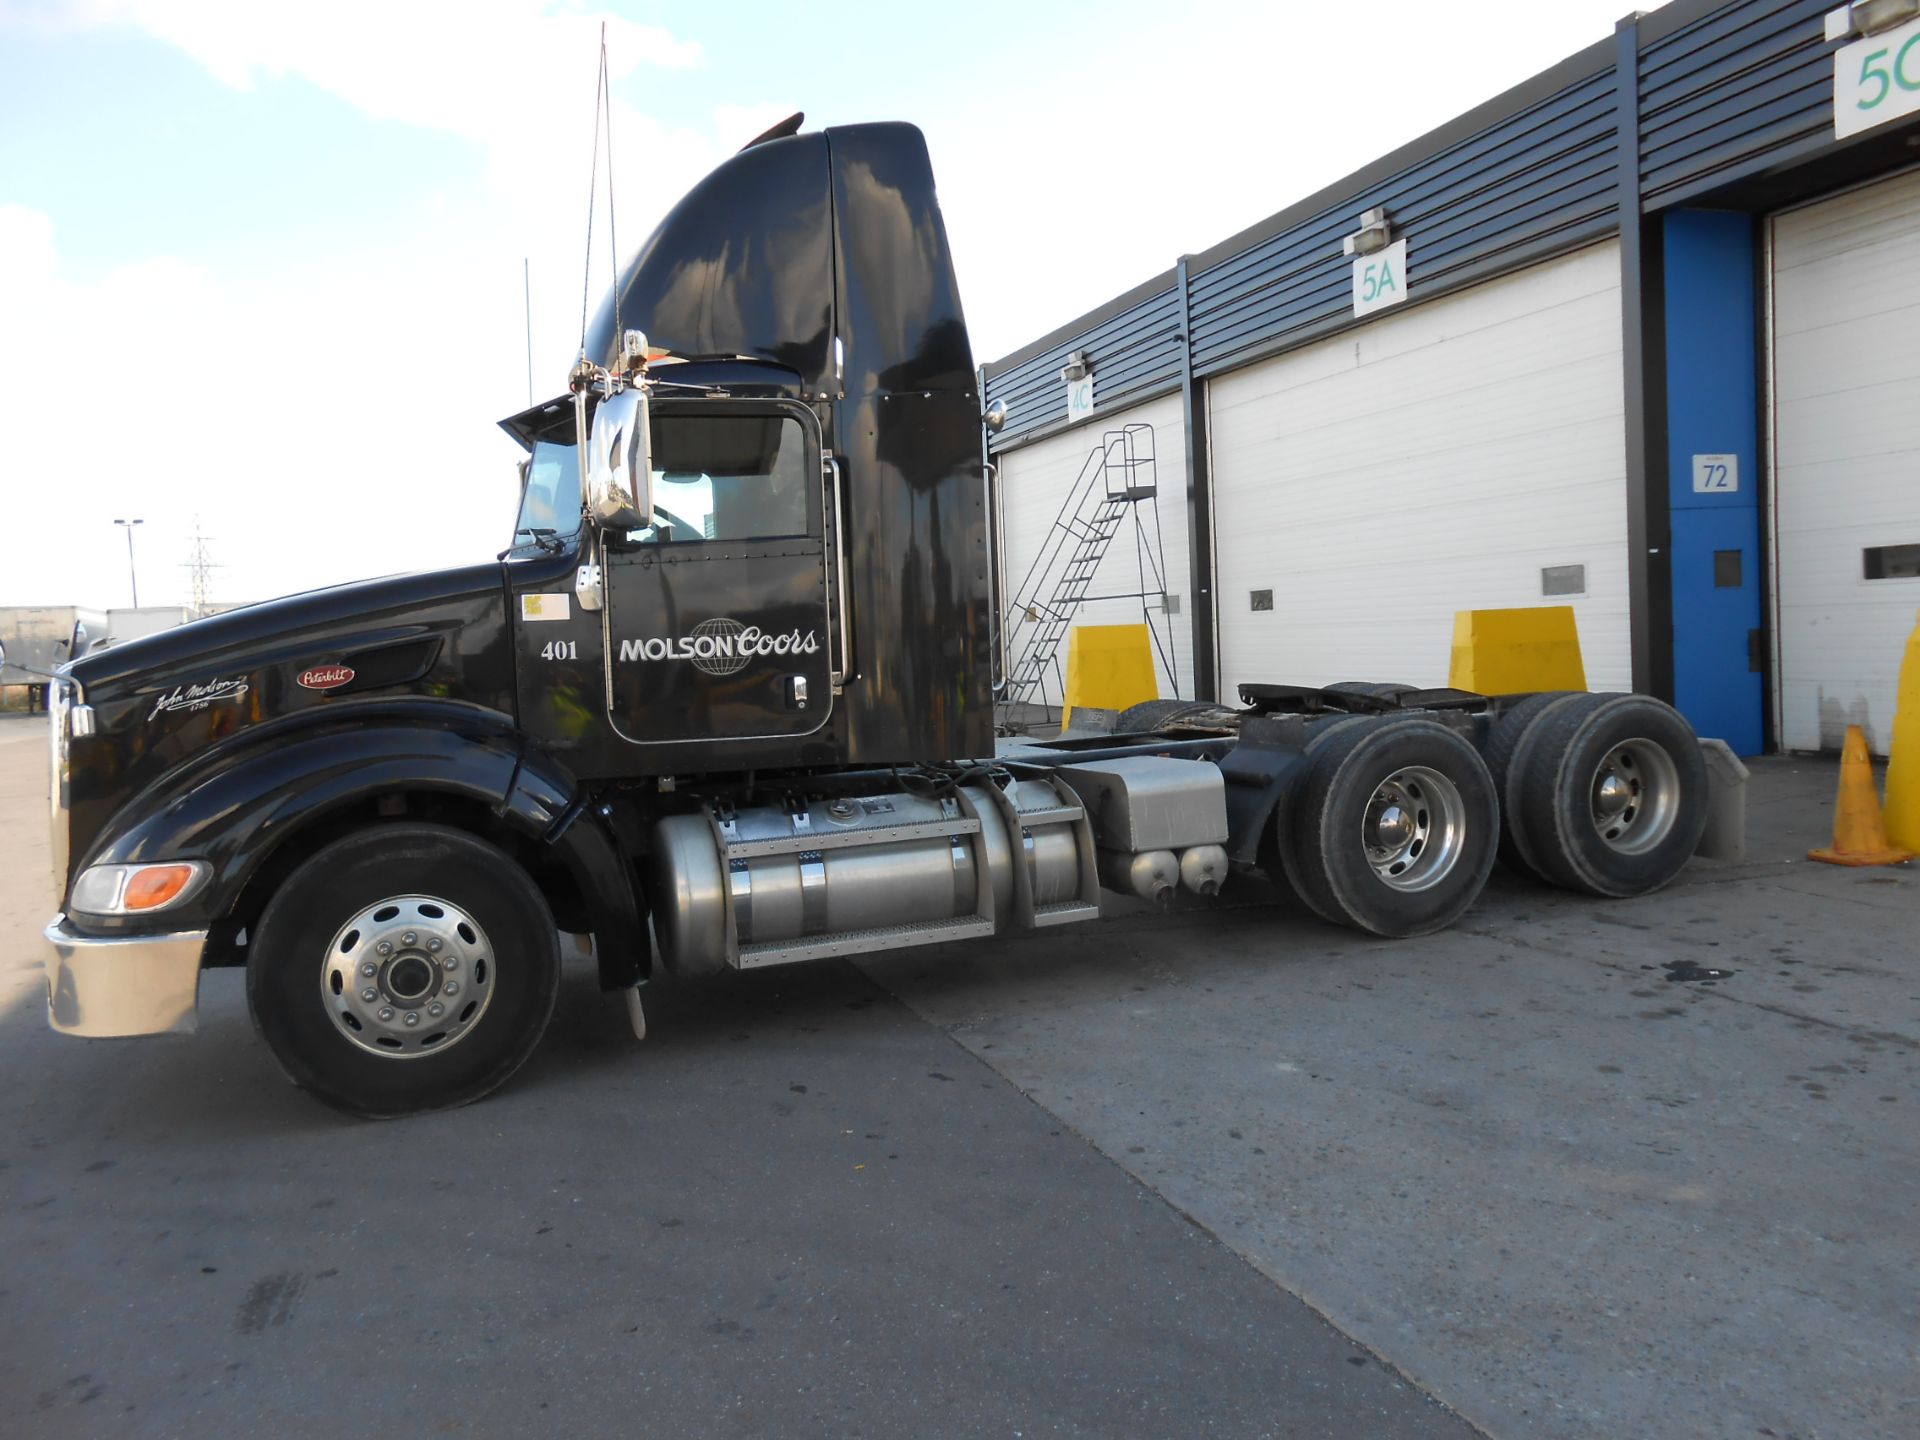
[{"x1": 43, "y1": 915, "x2": 206, "y2": 1037}]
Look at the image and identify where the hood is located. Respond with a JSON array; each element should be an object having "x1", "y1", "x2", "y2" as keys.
[
  {"x1": 70, "y1": 566, "x2": 505, "y2": 696},
  {"x1": 59, "y1": 563, "x2": 519, "y2": 890}
]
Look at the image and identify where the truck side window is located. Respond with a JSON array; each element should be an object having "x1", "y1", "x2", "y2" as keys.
[
  {"x1": 632, "y1": 413, "x2": 812, "y2": 545},
  {"x1": 514, "y1": 437, "x2": 584, "y2": 544}
]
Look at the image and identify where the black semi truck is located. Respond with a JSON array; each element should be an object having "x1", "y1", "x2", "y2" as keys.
[{"x1": 39, "y1": 120, "x2": 1708, "y2": 1116}]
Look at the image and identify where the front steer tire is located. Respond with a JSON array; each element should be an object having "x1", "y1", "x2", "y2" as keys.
[{"x1": 248, "y1": 823, "x2": 562, "y2": 1119}]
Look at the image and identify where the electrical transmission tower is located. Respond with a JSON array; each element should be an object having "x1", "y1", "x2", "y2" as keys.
[{"x1": 183, "y1": 519, "x2": 222, "y2": 618}]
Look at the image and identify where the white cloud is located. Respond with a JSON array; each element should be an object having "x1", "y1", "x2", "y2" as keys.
[
  {"x1": 0, "y1": 0, "x2": 1660, "y2": 613},
  {"x1": 0, "y1": 4, "x2": 781, "y2": 611}
]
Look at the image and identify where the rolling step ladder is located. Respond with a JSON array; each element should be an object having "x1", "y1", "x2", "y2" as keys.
[{"x1": 996, "y1": 423, "x2": 1176, "y2": 731}]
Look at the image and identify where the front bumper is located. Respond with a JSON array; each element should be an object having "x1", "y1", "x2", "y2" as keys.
[{"x1": 43, "y1": 915, "x2": 206, "y2": 1037}]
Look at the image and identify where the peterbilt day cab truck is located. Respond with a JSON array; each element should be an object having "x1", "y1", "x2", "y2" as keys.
[{"x1": 38, "y1": 120, "x2": 1709, "y2": 1117}]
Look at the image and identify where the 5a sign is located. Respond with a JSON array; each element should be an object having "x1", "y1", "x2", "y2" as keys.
[
  {"x1": 1835, "y1": 14, "x2": 1920, "y2": 139},
  {"x1": 1351, "y1": 239, "x2": 1409, "y2": 318}
]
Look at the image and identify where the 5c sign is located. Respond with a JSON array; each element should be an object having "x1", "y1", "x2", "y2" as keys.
[{"x1": 1835, "y1": 14, "x2": 1920, "y2": 139}]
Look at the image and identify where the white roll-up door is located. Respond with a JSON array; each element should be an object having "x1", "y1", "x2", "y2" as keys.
[
  {"x1": 994, "y1": 392, "x2": 1192, "y2": 700},
  {"x1": 1771, "y1": 172, "x2": 1920, "y2": 755},
  {"x1": 1209, "y1": 241, "x2": 1630, "y2": 698}
]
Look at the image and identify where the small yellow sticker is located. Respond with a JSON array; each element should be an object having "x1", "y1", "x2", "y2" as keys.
[{"x1": 520, "y1": 593, "x2": 570, "y2": 622}]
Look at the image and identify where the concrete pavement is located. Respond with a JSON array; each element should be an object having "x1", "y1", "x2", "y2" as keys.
[{"x1": 0, "y1": 715, "x2": 1469, "y2": 1439}]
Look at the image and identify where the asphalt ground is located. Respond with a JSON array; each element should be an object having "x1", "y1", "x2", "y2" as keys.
[
  {"x1": 0, "y1": 714, "x2": 1465, "y2": 1439},
  {"x1": 3, "y1": 711, "x2": 1915, "y2": 1439}
]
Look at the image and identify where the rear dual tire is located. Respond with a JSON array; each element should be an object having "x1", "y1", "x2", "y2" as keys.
[
  {"x1": 1501, "y1": 693, "x2": 1706, "y2": 898},
  {"x1": 1278, "y1": 717, "x2": 1499, "y2": 937}
]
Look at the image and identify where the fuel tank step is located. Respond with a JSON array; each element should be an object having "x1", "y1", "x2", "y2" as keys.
[{"x1": 736, "y1": 914, "x2": 996, "y2": 969}]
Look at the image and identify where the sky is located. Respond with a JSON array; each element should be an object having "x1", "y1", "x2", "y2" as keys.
[{"x1": 0, "y1": 0, "x2": 1667, "y2": 613}]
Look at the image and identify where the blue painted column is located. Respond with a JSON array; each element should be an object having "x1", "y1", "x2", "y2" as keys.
[{"x1": 1663, "y1": 210, "x2": 1764, "y2": 756}]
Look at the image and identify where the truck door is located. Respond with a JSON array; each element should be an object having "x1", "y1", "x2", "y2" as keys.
[{"x1": 601, "y1": 397, "x2": 835, "y2": 745}]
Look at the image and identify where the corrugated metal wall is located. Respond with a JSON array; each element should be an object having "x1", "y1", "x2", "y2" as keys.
[
  {"x1": 983, "y1": 0, "x2": 1860, "y2": 452},
  {"x1": 982, "y1": 284, "x2": 1182, "y2": 444},
  {"x1": 1639, "y1": 0, "x2": 1833, "y2": 210},
  {"x1": 1186, "y1": 66, "x2": 1618, "y2": 377}
]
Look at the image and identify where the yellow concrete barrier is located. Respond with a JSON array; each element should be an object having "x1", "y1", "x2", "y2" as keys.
[
  {"x1": 1881, "y1": 611, "x2": 1920, "y2": 852},
  {"x1": 1062, "y1": 624, "x2": 1157, "y2": 729},
  {"x1": 1448, "y1": 606, "x2": 1587, "y2": 694}
]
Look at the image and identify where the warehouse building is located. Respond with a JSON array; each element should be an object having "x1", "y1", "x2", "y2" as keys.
[{"x1": 982, "y1": 0, "x2": 1920, "y2": 755}]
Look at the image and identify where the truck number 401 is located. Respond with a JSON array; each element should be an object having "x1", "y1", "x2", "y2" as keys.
[{"x1": 540, "y1": 640, "x2": 577, "y2": 661}]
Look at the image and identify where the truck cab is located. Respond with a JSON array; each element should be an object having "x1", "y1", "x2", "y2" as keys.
[{"x1": 38, "y1": 120, "x2": 1712, "y2": 1119}]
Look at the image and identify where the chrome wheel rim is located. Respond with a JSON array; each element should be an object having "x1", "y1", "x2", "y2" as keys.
[
  {"x1": 1362, "y1": 765, "x2": 1466, "y2": 892},
  {"x1": 1589, "y1": 739, "x2": 1680, "y2": 855},
  {"x1": 321, "y1": 894, "x2": 494, "y2": 1059}
]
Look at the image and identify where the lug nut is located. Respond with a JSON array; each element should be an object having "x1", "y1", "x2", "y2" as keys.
[
  {"x1": 401, "y1": 931, "x2": 417, "y2": 947},
  {"x1": 404, "y1": 1012, "x2": 420, "y2": 1027},
  {"x1": 443, "y1": 957, "x2": 458, "y2": 972},
  {"x1": 361, "y1": 987, "x2": 377, "y2": 1003},
  {"x1": 427, "y1": 937, "x2": 442, "y2": 952},
  {"x1": 444, "y1": 981, "x2": 460, "y2": 996},
  {"x1": 429, "y1": 1002, "x2": 444, "y2": 1018},
  {"x1": 378, "y1": 1007, "x2": 394, "y2": 1022},
  {"x1": 376, "y1": 940, "x2": 393, "y2": 957},
  {"x1": 360, "y1": 961, "x2": 377, "y2": 978}
]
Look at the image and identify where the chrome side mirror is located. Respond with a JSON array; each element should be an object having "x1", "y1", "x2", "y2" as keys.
[
  {"x1": 582, "y1": 386, "x2": 653, "y2": 531},
  {"x1": 983, "y1": 398, "x2": 1008, "y2": 434}
]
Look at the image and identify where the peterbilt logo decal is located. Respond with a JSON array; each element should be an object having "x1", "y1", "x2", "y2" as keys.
[
  {"x1": 618, "y1": 618, "x2": 820, "y2": 678},
  {"x1": 148, "y1": 676, "x2": 250, "y2": 721},
  {"x1": 296, "y1": 665, "x2": 355, "y2": 691}
]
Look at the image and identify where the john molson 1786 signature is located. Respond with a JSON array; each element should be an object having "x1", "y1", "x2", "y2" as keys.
[{"x1": 148, "y1": 677, "x2": 250, "y2": 722}]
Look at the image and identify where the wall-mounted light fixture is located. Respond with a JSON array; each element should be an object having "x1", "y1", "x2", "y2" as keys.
[
  {"x1": 1827, "y1": 0, "x2": 1920, "y2": 41},
  {"x1": 1059, "y1": 350, "x2": 1091, "y2": 383},
  {"x1": 1341, "y1": 207, "x2": 1394, "y2": 258}
]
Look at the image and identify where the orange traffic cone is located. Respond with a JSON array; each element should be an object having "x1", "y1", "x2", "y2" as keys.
[{"x1": 1808, "y1": 725, "x2": 1915, "y2": 866}]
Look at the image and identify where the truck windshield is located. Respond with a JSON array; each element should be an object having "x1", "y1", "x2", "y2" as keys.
[{"x1": 513, "y1": 438, "x2": 583, "y2": 547}]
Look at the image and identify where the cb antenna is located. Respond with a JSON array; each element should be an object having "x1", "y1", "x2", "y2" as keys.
[{"x1": 575, "y1": 23, "x2": 620, "y2": 370}]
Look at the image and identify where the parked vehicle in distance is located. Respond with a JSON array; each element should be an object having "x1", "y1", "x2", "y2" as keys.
[{"x1": 39, "y1": 119, "x2": 1709, "y2": 1117}]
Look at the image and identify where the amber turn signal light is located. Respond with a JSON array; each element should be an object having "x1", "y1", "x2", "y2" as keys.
[{"x1": 123, "y1": 864, "x2": 200, "y2": 911}]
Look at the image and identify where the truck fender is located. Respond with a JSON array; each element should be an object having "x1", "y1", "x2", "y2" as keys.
[{"x1": 74, "y1": 719, "x2": 648, "y2": 986}]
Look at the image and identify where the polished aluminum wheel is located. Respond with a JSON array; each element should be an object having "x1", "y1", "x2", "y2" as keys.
[
  {"x1": 320, "y1": 894, "x2": 494, "y2": 1058},
  {"x1": 1589, "y1": 738, "x2": 1680, "y2": 855},
  {"x1": 1362, "y1": 765, "x2": 1467, "y2": 892}
]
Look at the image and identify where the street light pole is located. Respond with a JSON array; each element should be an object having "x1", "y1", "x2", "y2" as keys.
[{"x1": 113, "y1": 518, "x2": 144, "y2": 608}]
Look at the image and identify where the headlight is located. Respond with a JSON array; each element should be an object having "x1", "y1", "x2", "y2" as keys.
[{"x1": 70, "y1": 861, "x2": 210, "y2": 917}]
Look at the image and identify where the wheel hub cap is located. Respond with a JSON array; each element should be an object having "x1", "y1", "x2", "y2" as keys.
[
  {"x1": 1369, "y1": 804, "x2": 1415, "y2": 851},
  {"x1": 1594, "y1": 772, "x2": 1632, "y2": 818},
  {"x1": 1362, "y1": 765, "x2": 1467, "y2": 893},
  {"x1": 322, "y1": 895, "x2": 494, "y2": 1059},
  {"x1": 1588, "y1": 739, "x2": 1682, "y2": 855}
]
